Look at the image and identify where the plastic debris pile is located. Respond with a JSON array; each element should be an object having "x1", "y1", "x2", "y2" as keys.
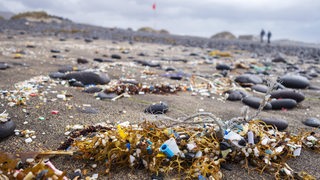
[
  {"x1": 55, "y1": 120, "x2": 319, "y2": 179},
  {"x1": 103, "y1": 80, "x2": 189, "y2": 95},
  {"x1": 1, "y1": 76, "x2": 52, "y2": 107}
]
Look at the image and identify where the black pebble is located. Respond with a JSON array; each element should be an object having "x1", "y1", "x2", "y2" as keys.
[
  {"x1": 111, "y1": 54, "x2": 122, "y2": 59},
  {"x1": 64, "y1": 72, "x2": 110, "y2": 85},
  {"x1": 77, "y1": 58, "x2": 88, "y2": 64},
  {"x1": 270, "y1": 99, "x2": 297, "y2": 110},
  {"x1": 251, "y1": 84, "x2": 269, "y2": 93},
  {"x1": 260, "y1": 117, "x2": 288, "y2": 131},
  {"x1": 216, "y1": 64, "x2": 231, "y2": 70},
  {"x1": 83, "y1": 87, "x2": 102, "y2": 93},
  {"x1": 0, "y1": 120, "x2": 16, "y2": 139},
  {"x1": 279, "y1": 75, "x2": 310, "y2": 89},
  {"x1": 303, "y1": 118, "x2": 320, "y2": 127},
  {"x1": 144, "y1": 102, "x2": 169, "y2": 114},
  {"x1": 242, "y1": 96, "x2": 272, "y2": 110},
  {"x1": 270, "y1": 89, "x2": 305, "y2": 103}
]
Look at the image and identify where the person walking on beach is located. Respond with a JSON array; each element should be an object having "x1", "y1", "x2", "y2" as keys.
[
  {"x1": 267, "y1": 31, "x2": 272, "y2": 44},
  {"x1": 260, "y1": 29, "x2": 265, "y2": 43}
]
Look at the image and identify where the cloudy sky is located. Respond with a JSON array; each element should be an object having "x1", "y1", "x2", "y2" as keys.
[{"x1": 0, "y1": 0, "x2": 319, "y2": 43}]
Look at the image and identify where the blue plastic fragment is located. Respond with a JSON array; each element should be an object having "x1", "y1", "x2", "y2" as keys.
[
  {"x1": 198, "y1": 175, "x2": 206, "y2": 180},
  {"x1": 126, "y1": 143, "x2": 131, "y2": 150},
  {"x1": 146, "y1": 140, "x2": 153, "y2": 145},
  {"x1": 265, "y1": 149, "x2": 272, "y2": 155},
  {"x1": 147, "y1": 145, "x2": 152, "y2": 154},
  {"x1": 160, "y1": 144, "x2": 174, "y2": 158}
]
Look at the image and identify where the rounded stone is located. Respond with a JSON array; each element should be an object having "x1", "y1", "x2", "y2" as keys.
[
  {"x1": 49, "y1": 72, "x2": 65, "y2": 79},
  {"x1": 97, "y1": 92, "x2": 117, "y2": 100},
  {"x1": 242, "y1": 96, "x2": 272, "y2": 110},
  {"x1": 260, "y1": 117, "x2": 288, "y2": 131},
  {"x1": 144, "y1": 102, "x2": 169, "y2": 114},
  {"x1": 216, "y1": 64, "x2": 231, "y2": 70},
  {"x1": 77, "y1": 58, "x2": 88, "y2": 64},
  {"x1": 0, "y1": 119, "x2": 16, "y2": 139},
  {"x1": 279, "y1": 75, "x2": 310, "y2": 89},
  {"x1": 235, "y1": 74, "x2": 263, "y2": 85},
  {"x1": 64, "y1": 72, "x2": 110, "y2": 85},
  {"x1": 270, "y1": 89, "x2": 305, "y2": 103},
  {"x1": 251, "y1": 84, "x2": 269, "y2": 93},
  {"x1": 111, "y1": 54, "x2": 122, "y2": 59},
  {"x1": 302, "y1": 118, "x2": 320, "y2": 127},
  {"x1": 270, "y1": 99, "x2": 297, "y2": 110},
  {"x1": 83, "y1": 87, "x2": 102, "y2": 93},
  {"x1": 225, "y1": 90, "x2": 246, "y2": 101},
  {"x1": 0, "y1": 63, "x2": 9, "y2": 70}
]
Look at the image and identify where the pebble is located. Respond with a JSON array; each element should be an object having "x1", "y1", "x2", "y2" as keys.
[
  {"x1": 49, "y1": 72, "x2": 66, "y2": 79},
  {"x1": 235, "y1": 74, "x2": 263, "y2": 86},
  {"x1": 272, "y1": 53, "x2": 287, "y2": 63},
  {"x1": 302, "y1": 117, "x2": 320, "y2": 127},
  {"x1": 83, "y1": 87, "x2": 102, "y2": 93},
  {"x1": 111, "y1": 54, "x2": 122, "y2": 59},
  {"x1": 0, "y1": 119, "x2": 16, "y2": 139},
  {"x1": 78, "y1": 107, "x2": 99, "y2": 114},
  {"x1": 260, "y1": 117, "x2": 288, "y2": 131},
  {"x1": 0, "y1": 63, "x2": 10, "y2": 70},
  {"x1": 251, "y1": 84, "x2": 269, "y2": 93},
  {"x1": 77, "y1": 58, "x2": 89, "y2": 64},
  {"x1": 279, "y1": 74, "x2": 310, "y2": 89},
  {"x1": 225, "y1": 90, "x2": 246, "y2": 101},
  {"x1": 270, "y1": 99, "x2": 297, "y2": 110},
  {"x1": 97, "y1": 92, "x2": 117, "y2": 100},
  {"x1": 242, "y1": 96, "x2": 272, "y2": 110},
  {"x1": 64, "y1": 72, "x2": 110, "y2": 85},
  {"x1": 58, "y1": 65, "x2": 75, "y2": 73},
  {"x1": 134, "y1": 60, "x2": 161, "y2": 68},
  {"x1": 50, "y1": 49, "x2": 60, "y2": 53},
  {"x1": 144, "y1": 102, "x2": 169, "y2": 114},
  {"x1": 270, "y1": 89, "x2": 305, "y2": 103},
  {"x1": 216, "y1": 64, "x2": 231, "y2": 70}
]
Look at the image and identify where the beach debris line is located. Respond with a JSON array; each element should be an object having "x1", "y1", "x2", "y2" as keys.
[{"x1": 1, "y1": 119, "x2": 318, "y2": 179}]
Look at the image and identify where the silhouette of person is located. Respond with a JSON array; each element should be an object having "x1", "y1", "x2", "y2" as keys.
[
  {"x1": 267, "y1": 31, "x2": 272, "y2": 44},
  {"x1": 260, "y1": 29, "x2": 265, "y2": 43}
]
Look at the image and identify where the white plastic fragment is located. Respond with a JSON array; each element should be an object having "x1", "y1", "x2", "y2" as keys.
[
  {"x1": 293, "y1": 147, "x2": 302, "y2": 156},
  {"x1": 25, "y1": 138, "x2": 33, "y2": 143},
  {"x1": 247, "y1": 131, "x2": 254, "y2": 145},
  {"x1": 92, "y1": 173, "x2": 99, "y2": 179},
  {"x1": 261, "y1": 137, "x2": 269, "y2": 145},
  {"x1": 186, "y1": 143, "x2": 197, "y2": 151},
  {"x1": 224, "y1": 131, "x2": 242, "y2": 141},
  {"x1": 129, "y1": 155, "x2": 135, "y2": 166},
  {"x1": 162, "y1": 138, "x2": 181, "y2": 156}
]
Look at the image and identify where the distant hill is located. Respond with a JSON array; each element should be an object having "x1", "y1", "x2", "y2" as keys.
[
  {"x1": 10, "y1": 11, "x2": 71, "y2": 23},
  {"x1": 0, "y1": 11, "x2": 15, "y2": 19}
]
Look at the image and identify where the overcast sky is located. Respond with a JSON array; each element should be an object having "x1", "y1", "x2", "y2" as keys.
[{"x1": 0, "y1": 0, "x2": 319, "y2": 43}]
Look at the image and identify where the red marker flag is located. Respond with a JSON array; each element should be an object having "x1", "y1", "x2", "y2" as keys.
[{"x1": 152, "y1": 3, "x2": 156, "y2": 10}]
